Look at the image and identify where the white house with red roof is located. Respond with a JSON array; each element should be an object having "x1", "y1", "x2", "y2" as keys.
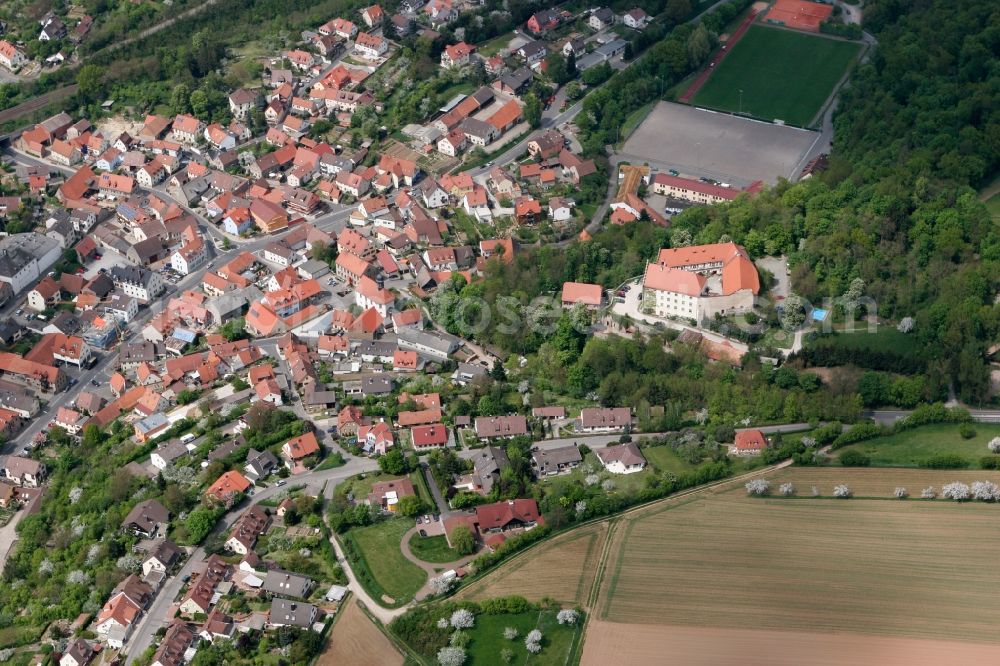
[
  {"x1": 441, "y1": 42, "x2": 475, "y2": 69},
  {"x1": 354, "y1": 32, "x2": 388, "y2": 59},
  {"x1": 362, "y1": 5, "x2": 385, "y2": 27},
  {"x1": 641, "y1": 242, "x2": 760, "y2": 322}
]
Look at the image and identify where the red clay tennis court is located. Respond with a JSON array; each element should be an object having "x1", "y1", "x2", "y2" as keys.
[{"x1": 763, "y1": 0, "x2": 833, "y2": 33}]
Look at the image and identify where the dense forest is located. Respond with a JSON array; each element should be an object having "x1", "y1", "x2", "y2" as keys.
[{"x1": 474, "y1": 0, "x2": 999, "y2": 404}]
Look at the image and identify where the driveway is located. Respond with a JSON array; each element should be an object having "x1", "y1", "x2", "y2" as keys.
[{"x1": 756, "y1": 255, "x2": 790, "y2": 301}]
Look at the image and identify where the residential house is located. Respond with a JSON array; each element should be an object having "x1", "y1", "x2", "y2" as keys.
[
  {"x1": 110, "y1": 266, "x2": 165, "y2": 300},
  {"x1": 362, "y1": 5, "x2": 385, "y2": 27},
  {"x1": 516, "y1": 41, "x2": 547, "y2": 64},
  {"x1": 226, "y1": 505, "x2": 271, "y2": 555},
  {"x1": 262, "y1": 570, "x2": 314, "y2": 599},
  {"x1": 366, "y1": 477, "x2": 415, "y2": 513},
  {"x1": 357, "y1": 421, "x2": 394, "y2": 455},
  {"x1": 27, "y1": 276, "x2": 62, "y2": 312},
  {"x1": 580, "y1": 407, "x2": 632, "y2": 432},
  {"x1": 281, "y1": 432, "x2": 321, "y2": 467},
  {"x1": 594, "y1": 442, "x2": 647, "y2": 474},
  {"x1": 244, "y1": 448, "x2": 279, "y2": 481},
  {"x1": 527, "y1": 9, "x2": 561, "y2": 33},
  {"x1": 171, "y1": 114, "x2": 204, "y2": 144},
  {"x1": 152, "y1": 620, "x2": 196, "y2": 666},
  {"x1": 730, "y1": 429, "x2": 768, "y2": 456},
  {"x1": 411, "y1": 423, "x2": 449, "y2": 451},
  {"x1": 59, "y1": 639, "x2": 94, "y2": 666},
  {"x1": 470, "y1": 445, "x2": 510, "y2": 495},
  {"x1": 589, "y1": 7, "x2": 615, "y2": 30},
  {"x1": 474, "y1": 415, "x2": 528, "y2": 441},
  {"x1": 492, "y1": 68, "x2": 532, "y2": 96},
  {"x1": 441, "y1": 42, "x2": 475, "y2": 69},
  {"x1": 3, "y1": 455, "x2": 46, "y2": 487},
  {"x1": 269, "y1": 598, "x2": 318, "y2": 629},
  {"x1": 561, "y1": 281, "x2": 603, "y2": 308},
  {"x1": 437, "y1": 129, "x2": 467, "y2": 157},
  {"x1": 354, "y1": 32, "x2": 388, "y2": 59},
  {"x1": 142, "y1": 539, "x2": 182, "y2": 577},
  {"x1": 623, "y1": 7, "x2": 649, "y2": 29},
  {"x1": 0, "y1": 40, "x2": 26, "y2": 71},
  {"x1": 532, "y1": 445, "x2": 583, "y2": 476},
  {"x1": 171, "y1": 236, "x2": 208, "y2": 276},
  {"x1": 229, "y1": 89, "x2": 259, "y2": 119},
  {"x1": 205, "y1": 470, "x2": 252, "y2": 507}
]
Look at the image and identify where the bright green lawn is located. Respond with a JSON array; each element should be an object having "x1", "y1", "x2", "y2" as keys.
[
  {"x1": 349, "y1": 519, "x2": 427, "y2": 603},
  {"x1": 540, "y1": 452, "x2": 652, "y2": 494},
  {"x1": 836, "y1": 423, "x2": 1000, "y2": 468},
  {"x1": 466, "y1": 610, "x2": 583, "y2": 666},
  {"x1": 336, "y1": 472, "x2": 397, "y2": 501},
  {"x1": 692, "y1": 25, "x2": 862, "y2": 126},
  {"x1": 639, "y1": 445, "x2": 699, "y2": 475},
  {"x1": 408, "y1": 533, "x2": 461, "y2": 564}
]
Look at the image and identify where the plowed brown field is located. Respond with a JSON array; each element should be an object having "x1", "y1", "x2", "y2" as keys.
[{"x1": 456, "y1": 521, "x2": 609, "y2": 605}]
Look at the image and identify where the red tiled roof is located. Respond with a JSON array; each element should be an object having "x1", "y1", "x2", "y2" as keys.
[
  {"x1": 643, "y1": 262, "x2": 706, "y2": 297},
  {"x1": 475, "y1": 498, "x2": 542, "y2": 530},
  {"x1": 561, "y1": 281, "x2": 602, "y2": 306},
  {"x1": 734, "y1": 429, "x2": 767, "y2": 451}
]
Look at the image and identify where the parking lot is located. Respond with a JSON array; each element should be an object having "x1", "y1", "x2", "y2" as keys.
[{"x1": 621, "y1": 102, "x2": 820, "y2": 186}]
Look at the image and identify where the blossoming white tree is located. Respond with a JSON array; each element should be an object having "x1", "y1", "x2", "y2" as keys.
[
  {"x1": 893, "y1": 487, "x2": 907, "y2": 499},
  {"x1": 429, "y1": 576, "x2": 455, "y2": 596},
  {"x1": 833, "y1": 484, "x2": 852, "y2": 498},
  {"x1": 437, "y1": 646, "x2": 466, "y2": 666},
  {"x1": 971, "y1": 480, "x2": 1000, "y2": 501},
  {"x1": 503, "y1": 627, "x2": 518, "y2": 640},
  {"x1": 921, "y1": 486, "x2": 936, "y2": 499},
  {"x1": 779, "y1": 482, "x2": 795, "y2": 496},
  {"x1": 557, "y1": 609, "x2": 580, "y2": 625},
  {"x1": 896, "y1": 316, "x2": 914, "y2": 333},
  {"x1": 942, "y1": 482, "x2": 970, "y2": 501},
  {"x1": 450, "y1": 609, "x2": 474, "y2": 629},
  {"x1": 988, "y1": 437, "x2": 1000, "y2": 453},
  {"x1": 745, "y1": 479, "x2": 770, "y2": 496},
  {"x1": 525, "y1": 629, "x2": 543, "y2": 654}
]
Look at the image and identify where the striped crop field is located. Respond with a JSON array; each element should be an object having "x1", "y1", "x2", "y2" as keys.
[
  {"x1": 596, "y1": 470, "x2": 1000, "y2": 643},
  {"x1": 456, "y1": 521, "x2": 609, "y2": 606}
]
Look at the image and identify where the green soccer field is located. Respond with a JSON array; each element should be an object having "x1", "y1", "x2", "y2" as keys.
[{"x1": 692, "y1": 25, "x2": 862, "y2": 126}]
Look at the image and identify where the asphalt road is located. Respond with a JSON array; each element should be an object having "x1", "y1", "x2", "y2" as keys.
[
  {"x1": 122, "y1": 454, "x2": 378, "y2": 663},
  {"x1": 0, "y1": 148, "x2": 356, "y2": 458}
]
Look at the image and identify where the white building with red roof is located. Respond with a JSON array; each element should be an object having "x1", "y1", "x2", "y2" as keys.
[{"x1": 641, "y1": 242, "x2": 759, "y2": 322}]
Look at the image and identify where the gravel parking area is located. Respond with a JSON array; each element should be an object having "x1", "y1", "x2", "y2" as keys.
[{"x1": 621, "y1": 102, "x2": 819, "y2": 186}]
